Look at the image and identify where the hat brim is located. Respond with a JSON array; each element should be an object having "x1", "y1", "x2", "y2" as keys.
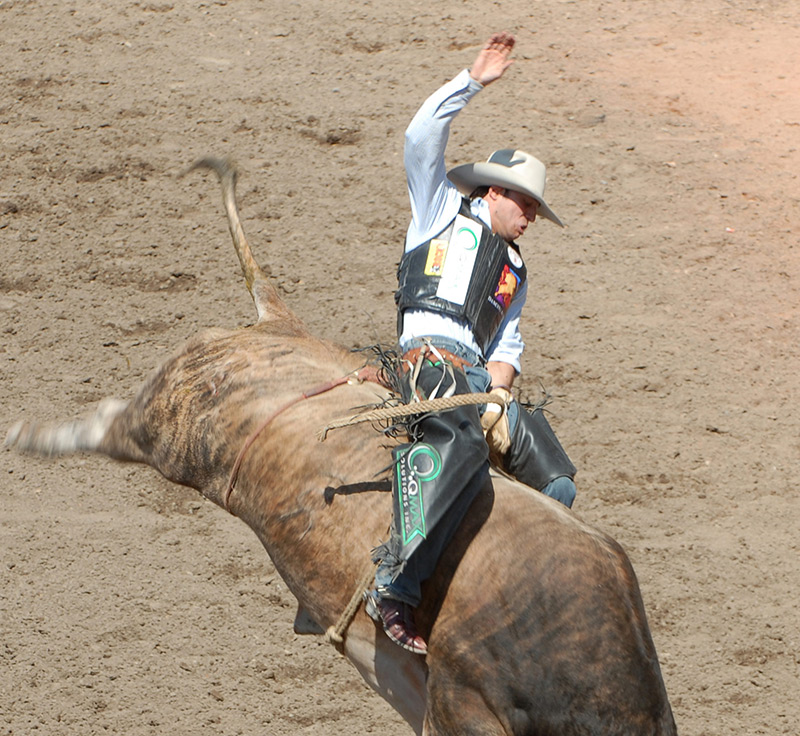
[{"x1": 448, "y1": 162, "x2": 564, "y2": 227}]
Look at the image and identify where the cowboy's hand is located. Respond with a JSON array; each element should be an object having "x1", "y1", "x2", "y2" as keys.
[
  {"x1": 469, "y1": 31, "x2": 515, "y2": 87},
  {"x1": 481, "y1": 386, "x2": 513, "y2": 458}
]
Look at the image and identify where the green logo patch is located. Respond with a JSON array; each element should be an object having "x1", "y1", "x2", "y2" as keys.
[{"x1": 395, "y1": 444, "x2": 442, "y2": 545}]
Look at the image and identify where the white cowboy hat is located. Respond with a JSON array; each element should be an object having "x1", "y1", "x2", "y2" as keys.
[{"x1": 447, "y1": 148, "x2": 563, "y2": 227}]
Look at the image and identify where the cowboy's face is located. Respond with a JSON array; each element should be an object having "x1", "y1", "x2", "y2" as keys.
[{"x1": 487, "y1": 186, "x2": 538, "y2": 241}]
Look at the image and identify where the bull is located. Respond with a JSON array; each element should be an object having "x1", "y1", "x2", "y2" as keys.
[{"x1": 6, "y1": 159, "x2": 677, "y2": 735}]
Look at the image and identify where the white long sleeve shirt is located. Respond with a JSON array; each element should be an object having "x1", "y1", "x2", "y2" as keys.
[{"x1": 399, "y1": 69, "x2": 527, "y2": 373}]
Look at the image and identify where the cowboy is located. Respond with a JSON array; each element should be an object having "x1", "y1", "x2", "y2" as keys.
[{"x1": 367, "y1": 32, "x2": 577, "y2": 654}]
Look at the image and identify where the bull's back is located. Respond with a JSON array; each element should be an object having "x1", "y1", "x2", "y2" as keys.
[{"x1": 423, "y1": 479, "x2": 676, "y2": 735}]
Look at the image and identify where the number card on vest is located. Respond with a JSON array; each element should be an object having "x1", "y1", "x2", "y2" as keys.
[{"x1": 434, "y1": 214, "x2": 481, "y2": 306}]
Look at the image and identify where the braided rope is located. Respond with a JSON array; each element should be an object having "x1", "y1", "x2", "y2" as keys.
[
  {"x1": 325, "y1": 558, "x2": 378, "y2": 653},
  {"x1": 318, "y1": 391, "x2": 500, "y2": 441},
  {"x1": 321, "y1": 390, "x2": 507, "y2": 649}
]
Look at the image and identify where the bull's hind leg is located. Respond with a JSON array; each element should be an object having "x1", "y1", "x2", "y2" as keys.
[
  {"x1": 5, "y1": 398, "x2": 146, "y2": 463},
  {"x1": 423, "y1": 672, "x2": 506, "y2": 736}
]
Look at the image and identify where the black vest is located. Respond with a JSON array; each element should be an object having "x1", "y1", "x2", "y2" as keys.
[{"x1": 395, "y1": 200, "x2": 527, "y2": 354}]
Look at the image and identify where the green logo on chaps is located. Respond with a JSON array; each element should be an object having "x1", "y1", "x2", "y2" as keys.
[{"x1": 396, "y1": 444, "x2": 442, "y2": 545}]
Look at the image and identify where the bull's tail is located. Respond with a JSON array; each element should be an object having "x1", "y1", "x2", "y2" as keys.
[{"x1": 189, "y1": 157, "x2": 306, "y2": 333}]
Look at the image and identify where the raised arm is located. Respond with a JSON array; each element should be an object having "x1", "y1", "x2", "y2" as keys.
[{"x1": 404, "y1": 32, "x2": 517, "y2": 249}]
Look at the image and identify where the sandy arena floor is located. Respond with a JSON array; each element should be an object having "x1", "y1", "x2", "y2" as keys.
[{"x1": 2, "y1": 1, "x2": 799, "y2": 734}]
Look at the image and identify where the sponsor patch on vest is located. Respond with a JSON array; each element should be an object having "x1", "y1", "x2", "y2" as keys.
[
  {"x1": 507, "y1": 245, "x2": 523, "y2": 268},
  {"x1": 492, "y1": 265, "x2": 521, "y2": 310},
  {"x1": 434, "y1": 214, "x2": 481, "y2": 306},
  {"x1": 424, "y1": 238, "x2": 449, "y2": 276}
]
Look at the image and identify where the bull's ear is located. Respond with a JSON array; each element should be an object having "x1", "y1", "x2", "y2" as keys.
[{"x1": 191, "y1": 157, "x2": 308, "y2": 334}]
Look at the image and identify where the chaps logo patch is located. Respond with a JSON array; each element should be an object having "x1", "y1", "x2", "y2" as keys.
[{"x1": 395, "y1": 444, "x2": 442, "y2": 545}]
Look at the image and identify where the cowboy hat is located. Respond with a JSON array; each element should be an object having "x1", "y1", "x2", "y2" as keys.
[{"x1": 447, "y1": 148, "x2": 563, "y2": 227}]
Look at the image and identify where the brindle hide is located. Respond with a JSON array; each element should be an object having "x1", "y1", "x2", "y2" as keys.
[{"x1": 6, "y1": 158, "x2": 677, "y2": 736}]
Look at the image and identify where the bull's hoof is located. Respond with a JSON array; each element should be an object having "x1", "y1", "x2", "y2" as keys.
[{"x1": 365, "y1": 592, "x2": 427, "y2": 655}]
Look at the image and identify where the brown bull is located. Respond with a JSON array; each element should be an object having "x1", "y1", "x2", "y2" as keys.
[{"x1": 6, "y1": 159, "x2": 677, "y2": 736}]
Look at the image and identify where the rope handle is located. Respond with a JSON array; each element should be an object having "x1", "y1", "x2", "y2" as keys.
[{"x1": 318, "y1": 391, "x2": 506, "y2": 441}]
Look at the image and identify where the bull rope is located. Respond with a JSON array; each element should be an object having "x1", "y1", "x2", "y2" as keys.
[
  {"x1": 225, "y1": 369, "x2": 507, "y2": 654},
  {"x1": 321, "y1": 392, "x2": 508, "y2": 653},
  {"x1": 318, "y1": 391, "x2": 502, "y2": 440},
  {"x1": 325, "y1": 557, "x2": 380, "y2": 653}
]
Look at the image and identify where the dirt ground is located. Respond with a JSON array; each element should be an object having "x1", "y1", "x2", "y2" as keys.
[{"x1": 1, "y1": 1, "x2": 798, "y2": 734}]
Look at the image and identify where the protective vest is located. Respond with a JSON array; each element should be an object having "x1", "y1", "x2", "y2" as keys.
[{"x1": 395, "y1": 200, "x2": 527, "y2": 354}]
